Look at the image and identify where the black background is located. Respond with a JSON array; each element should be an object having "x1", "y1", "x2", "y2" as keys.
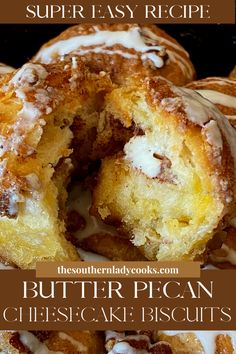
[{"x1": 0, "y1": 24, "x2": 235, "y2": 79}]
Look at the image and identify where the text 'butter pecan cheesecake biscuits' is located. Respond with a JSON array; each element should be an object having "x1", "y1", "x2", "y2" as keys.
[
  {"x1": 0, "y1": 58, "x2": 113, "y2": 268},
  {"x1": 105, "y1": 330, "x2": 236, "y2": 354},
  {"x1": 0, "y1": 330, "x2": 105, "y2": 354},
  {"x1": 92, "y1": 77, "x2": 236, "y2": 261},
  {"x1": 186, "y1": 77, "x2": 236, "y2": 126},
  {"x1": 33, "y1": 24, "x2": 195, "y2": 86}
]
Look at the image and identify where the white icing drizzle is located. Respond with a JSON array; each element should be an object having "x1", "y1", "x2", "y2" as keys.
[
  {"x1": 203, "y1": 120, "x2": 223, "y2": 150},
  {"x1": 19, "y1": 331, "x2": 62, "y2": 354},
  {"x1": 10, "y1": 64, "x2": 47, "y2": 86},
  {"x1": 58, "y1": 332, "x2": 87, "y2": 352},
  {"x1": 196, "y1": 90, "x2": 236, "y2": 109},
  {"x1": 141, "y1": 52, "x2": 163, "y2": 68},
  {"x1": 230, "y1": 217, "x2": 236, "y2": 227},
  {"x1": 6, "y1": 63, "x2": 50, "y2": 154},
  {"x1": 68, "y1": 184, "x2": 118, "y2": 241},
  {"x1": 159, "y1": 330, "x2": 236, "y2": 354},
  {"x1": 166, "y1": 50, "x2": 193, "y2": 79},
  {"x1": 77, "y1": 247, "x2": 110, "y2": 261},
  {"x1": 106, "y1": 333, "x2": 172, "y2": 354},
  {"x1": 0, "y1": 64, "x2": 52, "y2": 216},
  {"x1": 124, "y1": 135, "x2": 162, "y2": 178},
  {"x1": 0, "y1": 159, "x2": 7, "y2": 178},
  {"x1": 142, "y1": 27, "x2": 189, "y2": 55},
  {"x1": 0, "y1": 63, "x2": 14, "y2": 75},
  {"x1": 141, "y1": 27, "x2": 194, "y2": 79},
  {"x1": 35, "y1": 26, "x2": 165, "y2": 69}
]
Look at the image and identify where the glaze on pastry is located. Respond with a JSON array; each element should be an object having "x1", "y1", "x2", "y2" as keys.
[
  {"x1": 157, "y1": 331, "x2": 236, "y2": 354},
  {"x1": 92, "y1": 77, "x2": 236, "y2": 261},
  {"x1": 34, "y1": 24, "x2": 195, "y2": 86},
  {"x1": 0, "y1": 63, "x2": 14, "y2": 77},
  {"x1": 0, "y1": 58, "x2": 112, "y2": 268},
  {"x1": 0, "y1": 330, "x2": 105, "y2": 354},
  {"x1": 105, "y1": 330, "x2": 236, "y2": 353},
  {"x1": 186, "y1": 77, "x2": 236, "y2": 126}
]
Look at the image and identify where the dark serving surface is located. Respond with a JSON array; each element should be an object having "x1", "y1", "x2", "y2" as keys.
[{"x1": 0, "y1": 24, "x2": 235, "y2": 78}]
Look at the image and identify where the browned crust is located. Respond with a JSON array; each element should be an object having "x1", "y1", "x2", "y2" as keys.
[
  {"x1": 186, "y1": 77, "x2": 236, "y2": 117},
  {"x1": 91, "y1": 77, "x2": 236, "y2": 262},
  {"x1": 0, "y1": 59, "x2": 112, "y2": 218},
  {"x1": 143, "y1": 77, "x2": 235, "y2": 207},
  {"x1": 79, "y1": 233, "x2": 147, "y2": 261},
  {"x1": 34, "y1": 24, "x2": 195, "y2": 86}
]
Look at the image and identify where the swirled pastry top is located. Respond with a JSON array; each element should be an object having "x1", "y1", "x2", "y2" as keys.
[
  {"x1": 186, "y1": 77, "x2": 236, "y2": 125},
  {"x1": 105, "y1": 330, "x2": 236, "y2": 353},
  {"x1": 92, "y1": 77, "x2": 236, "y2": 261},
  {"x1": 34, "y1": 24, "x2": 195, "y2": 86},
  {"x1": 0, "y1": 58, "x2": 112, "y2": 268}
]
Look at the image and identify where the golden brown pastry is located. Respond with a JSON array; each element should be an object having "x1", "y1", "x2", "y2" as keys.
[
  {"x1": 105, "y1": 330, "x2": 236, "y2": 353},
  {"x1": 34, "y1": 24, "x2": 195, "y2": 86},
  {"x1": 67, "y1": 183, "x2": 147, "y2": 261},
  {"x1": 106, "y1": 330, "x2": 236, "y2": 354},
  {"x1": 105, "y1": 330, "x2": 172, "y2": 353},
  {"x1": 186, "y1": 77, "x2": 236, "y2": 126},
  {"x1": 91, "y1": 77, "x2": 236, "y2": 261},
  {"x1": 0, "y1": 63, "x2": 14, "y2": 77},
  {"x1": 0, "y1": 330, "x2": 105, "y2": 354},
  {"x1": 0, "y1": 58, "x2": 112, "y2": 268},
  {"x1": 34, "y1": 24, "x2": 196, "y2": 171},
  {"x1": 157, "y1": 331, "x2": 236, "y2": 354}
]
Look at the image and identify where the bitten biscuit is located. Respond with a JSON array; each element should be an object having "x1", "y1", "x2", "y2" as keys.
[
  {"x1": 92, "y1": 77, "x2": 236, "y2": 261},
  {"x1": 0, "y1": 58, "x2": 112, "y2": 268}
]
